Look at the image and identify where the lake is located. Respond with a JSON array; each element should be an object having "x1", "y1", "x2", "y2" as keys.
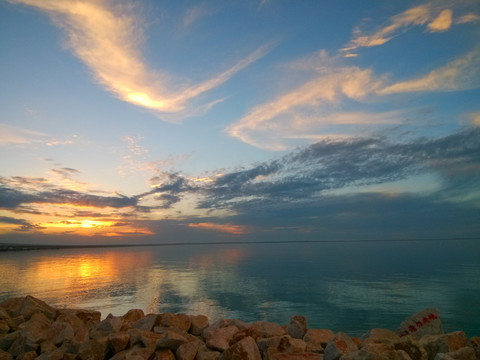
[{"x1": 0, "y1": 240, "x2": 479, "y2": 337}]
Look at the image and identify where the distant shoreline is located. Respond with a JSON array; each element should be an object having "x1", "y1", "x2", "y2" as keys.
[{"x1": 0, "y1": 237, "x2": 478, "y2": 252}]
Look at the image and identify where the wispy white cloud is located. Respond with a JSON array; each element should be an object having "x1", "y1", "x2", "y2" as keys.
[
  {"x1": 9, "y1": 0, "x2": 269, "y2": 119},
  {"x1": 0, "y1": 124, "x2": 46, "y2": 146},
  {"x1": 342, "y1": 2, "x2": 462, "y2": 52},
  {"x1": 378, "y1": 48, "x2": 480, "y2": 94},
  {"x1": 227, "y1": 59, "x2": 386, "y2": 149},
  {"x1": 456, "y1": 13, "x2": 480, "y2": 24}
]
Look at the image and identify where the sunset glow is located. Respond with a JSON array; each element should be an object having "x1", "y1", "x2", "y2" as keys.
[{"x1": 1, "y1": 0, "x2": 478, "y2": 245}]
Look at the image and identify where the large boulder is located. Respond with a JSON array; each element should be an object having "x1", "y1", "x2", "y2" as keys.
[
  {"x1": 205, "y1": 325, "x2": 239, "y2": 352},
  {"x1": 196, "y1": 345, "x2": 221, "y2": 360},
  {"x1": 161, "y1": 313, "x2": 192, "y2": 332},
  {"x1": 394, "y1": 335, "x2": 427, "y2": 360},
  {"x1": 286, "y1": 316, "x2": 308, "y2": 340},
  {"x1": 396, "y1": 309, "x2": 443, "y2": 339},
  {"x1": 16, "y1": 296, "x2": 55, "y2": 321},
  {"x1": 303, "y1": 329, "x2": 334, "y2": 352},
  {"x1": 190, "y1": 315, "x2": 209, "y2": 336},
  {"x1": 419, "y1": 331, "x2": 469, "y2": 360},
  {"x1": 250, "y1": 321, "x2": 285, "y2": 338},
  {"x1": 220, "y1": 336, "x2": 261, "y2": 360},
  {"x1": 132, "y1": 313, "x2": 162, "y2": 331},
  {"x1": 324, "y1": 332, "x2": 358, "y2": 360}
]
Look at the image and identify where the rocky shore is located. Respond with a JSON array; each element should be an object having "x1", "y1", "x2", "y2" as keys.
[{"x1": 0, "y1": 296, "x2": 478, "y2": 360}]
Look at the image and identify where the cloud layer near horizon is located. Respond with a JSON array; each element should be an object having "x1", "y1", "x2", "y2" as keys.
[{"x1": 1, "y1": 127, "x2": 479, "y2": 240}]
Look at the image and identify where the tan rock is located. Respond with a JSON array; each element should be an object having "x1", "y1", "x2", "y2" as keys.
[
  {"x1": 433, "y1": 346, "x2": 475, "y2": 360},
  {"x1": 396, "y1": 308, "x2": 443, "y2": 339},
  {"x1": 6, "y1": 336, "x2": 38, "y2": 358},
  {"x1": 361, "y1": 329, "x2": 400, "y2": 343},
  {"x1": 206, "y1": 325, "x2": 239, "y2": 352},
  {"x1": 203, "y1": 320, "x2": 231, "y2": 340},
  {"x1": 250, "y1": 321, "x2": 285, "y2": 338},
  {"x1": 278, "y1": 336, "x2": 307, "y2": 353},
  {"x1": 196, "y1": 345, "x2": 221, "y2": 360},
  {"x1": 16, "y1": 296, "x2": 55, "y2": 321},
  {"x1": 304, "y1": 329, "x2": 334, "y2": 352},
  {"x1": 153, "y1": 349, "x2": 177, "y2": 360},
  {"x1": 122, "y1": 309, "x2": 145, "y2": 323},
  {"x1": 286, "y1": 316, "x2": 308, "y2": 339},
  {"x1": 156, "y1": 329, "x2": 189, "y2": 351},
  {"x1": 36, "y1": 348, "x2": 67, "y2": 360},
  {"x1": 55, "y1": 313, "x2": 89, "y2": 343},
  {"x1": 77, "y1": 338, "x2": 109, "y2": 360},
  {"x1": 0, "y1": 297, "x2": 24, "y2": 317},
  {"x1": 132, "y1": 313, "x2": 162, "y2": 331},
  {"x1": 161, "y1": 312, "x2": 192, "y2": 332},
  {"x1": 16, "y1": 350, "x2": 37, "y2": 360},
  {"x1": 46, "y1": 320, "x2": 75, "y2": 346},
  {"x1": 362, "y1": 342, "x2": 395, "y2": 355},
  {"x1": 394, "y1": 335, "x2": 427, "y2": 360},
  {"x1": 323, "y1": 332, "x2": 358, "y2": 360},
  {"x1": 190, "y1": 315, "x2": 209, "y2": 336},
  {"x1": 109, "y1": 345, "x2": 155, "y2": 360},
  {"x1": 220, "y1": 336, "x2": 261, "y2": 360},
  {"x1": 176, "y1": 338, "x2": 204, "y2": 360},
  {"x1": 129, "y1": 328, "x2": 165, "y2": 349},
  {"x1": 108, "y1": 331, "x2": 130, "y2": 354},
  {"x1": 0, "y1": 331, "x2": 19, "y2": 351},
  {"x1": 420, "y1": 331, "x2": 469, "y2": 359},
  {"x1": 469, "y1": 336, "x2": 480, "y2": 359},
  {"x1": 0, "y1": 349, "x2": 13, "y2": 360},
  {"x1": 0, "y1": 320, "x2": 9, "y2": 335},
  {"x1": 270, "y1": 353, "x2": 323, "y2": 360}
]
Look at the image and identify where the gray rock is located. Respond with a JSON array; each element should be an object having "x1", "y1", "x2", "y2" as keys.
[
  {"x1": 396, "y1": 308, "x2": 443, "y2": 339},
  {"x1": 286, "y1": 316, "x2": 308, "y2": 339},
  {"x1": 132, "y1": 313, "x2": 162, "y2": 331}
]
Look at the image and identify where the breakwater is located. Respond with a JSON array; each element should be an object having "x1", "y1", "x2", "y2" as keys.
[{"x1": 0, "y1": 296, "x2": 478, "y2": 360}]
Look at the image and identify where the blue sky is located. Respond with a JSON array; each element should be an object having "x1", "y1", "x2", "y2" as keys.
[{"x1": 0, "y1": 0, "x2": 479, "y2": 244}]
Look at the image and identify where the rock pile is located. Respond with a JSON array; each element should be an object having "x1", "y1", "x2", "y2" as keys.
[{"x1": 0, "y1": 296, "x2": 478, "y2": 360}]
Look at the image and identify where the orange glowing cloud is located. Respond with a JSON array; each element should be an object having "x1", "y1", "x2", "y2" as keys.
[
  {"x1": 9, "y1": 0, "x2": 269, "y2": 118},
  {"x1": 188, "y1": 222, "x2": 248, "y2": 235}
]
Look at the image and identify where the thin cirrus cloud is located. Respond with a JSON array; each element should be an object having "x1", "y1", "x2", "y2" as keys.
[
  {"x1": 227, "y1": 63, "x2": 385, "y2": 150},
  {"x1": 188, "y1": 222, "x2": 249, "y2": 235},
  {"x1": 342, "y1": 3, "x2": 456, "y2": 52},
  {"x1": 9, "y1": 0, "x2": 269, "y2": 119},
  {"x1": 379, "y1": 47, "x2": 480, "y2": 94}
]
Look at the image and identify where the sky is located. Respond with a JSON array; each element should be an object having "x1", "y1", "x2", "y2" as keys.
[{"x1": 0, "y1": 0, "x2": 479, "y2": 245}]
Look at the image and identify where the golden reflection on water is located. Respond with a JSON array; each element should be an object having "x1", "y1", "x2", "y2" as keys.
[{"x1": 0, "y1": 250, "x2": 153, "y2": 303}]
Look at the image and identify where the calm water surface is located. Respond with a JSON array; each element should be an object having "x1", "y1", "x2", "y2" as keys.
[{"x1": 0, "y1": 240, "x2": 479, "y2": 337}]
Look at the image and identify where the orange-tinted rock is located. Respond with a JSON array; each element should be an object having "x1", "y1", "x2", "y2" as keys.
[
  {"x1": 324, "y1": 332, "x2": 358, "y2": 360},
  {"x1": 220, "y1": 336, "x2": 261, "y2": 360},
  {"x1": 420, "y1": 331, "x2": 469, "y2": 359},
  {"x1": 270, "y1": 352, "x2": 323, "y2": 360},
  {"x1": 161, "y1": 313, "x2": 192, "y2": 332},
  {"x1": 190, "y1": 315, "x2": 209, "y2": 336}
]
